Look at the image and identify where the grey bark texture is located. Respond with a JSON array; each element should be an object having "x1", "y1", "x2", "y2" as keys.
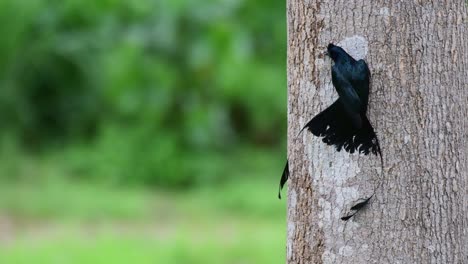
[{"x1": 286, "y1": 1, "x2": 468, "y2": 264}]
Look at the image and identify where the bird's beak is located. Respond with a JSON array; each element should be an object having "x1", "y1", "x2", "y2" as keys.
[{"x1": 322, "y1": 51, "x2": 329, "y2": 58}]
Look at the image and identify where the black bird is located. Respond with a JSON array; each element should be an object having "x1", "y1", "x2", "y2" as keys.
[
  {"x1": 279, "y1": 44, "x2": 382, "y2": 219},
  {"x1": 303, "y1": 44, "x2": 382, "y2": 157}
]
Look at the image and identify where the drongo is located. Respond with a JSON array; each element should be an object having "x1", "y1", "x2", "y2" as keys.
[{"x1": 279, "y1": 44, "x2": 383, "y2": 220}]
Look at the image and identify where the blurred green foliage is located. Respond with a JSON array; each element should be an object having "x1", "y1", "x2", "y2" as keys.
[
  {"x1": 0, "y1": 0, "x2": 286, "y2": 187},
  {"x1": 0, "y1": 1, "x2": 288, "y2": 262}
]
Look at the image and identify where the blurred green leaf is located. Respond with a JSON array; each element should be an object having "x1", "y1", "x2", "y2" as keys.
[{"x1": 0, "y1": 0, "x2": 286, "y2": 187}]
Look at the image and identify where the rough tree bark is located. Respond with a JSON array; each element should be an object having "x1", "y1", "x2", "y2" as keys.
[{"x1": 286, "y1": 1, "x2": 467, "y2": 264}]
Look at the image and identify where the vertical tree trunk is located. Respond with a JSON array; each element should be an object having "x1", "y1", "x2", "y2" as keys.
[{"x1": 286, "y1": 1, "x2": 467, "y2": 263}]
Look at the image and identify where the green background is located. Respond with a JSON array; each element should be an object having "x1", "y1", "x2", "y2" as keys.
[{"x1": 0, "y1": 0, "x2": 287, "y2": 263}]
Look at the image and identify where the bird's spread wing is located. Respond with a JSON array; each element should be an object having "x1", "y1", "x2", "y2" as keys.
[{"x1": 302, "y1": 100, "x2": 357, "y2": 152}]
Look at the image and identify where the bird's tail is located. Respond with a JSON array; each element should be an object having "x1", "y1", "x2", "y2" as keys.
[
  {"x1": 357, "y1": 115, "x2": 383, "y2": 160},
  {"x1": 279, "y1": 101, "x2": 384, "y2": 203},
  {"x1": 300, "y1": 100, "x2": 382, "y2": 159},
  {"x1": 300, "y1": 100, "x2": 360, "y2": 153},
  {"x1": 341, "y1": 115, "x2": 384, "y2": 221}
]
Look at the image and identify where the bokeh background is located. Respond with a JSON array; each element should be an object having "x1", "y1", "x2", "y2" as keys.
[{"x1": 0, "y1": 1, "x2": 287, "y2": 263}]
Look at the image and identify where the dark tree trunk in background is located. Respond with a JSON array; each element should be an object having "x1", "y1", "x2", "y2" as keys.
[{"x1": 286, "y1": 1, "x2": 468, "y2": 263}]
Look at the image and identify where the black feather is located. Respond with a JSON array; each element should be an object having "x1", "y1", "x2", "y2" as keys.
[
  {"x1": 350, "y1": 195, "x2": 373, "y2": 211},
  {"x1": 278, "y1": 160, "x2": 289, "y2": 199},
  {"x1": 341, "y1": 213, "x2": 356, "y2": 221}
]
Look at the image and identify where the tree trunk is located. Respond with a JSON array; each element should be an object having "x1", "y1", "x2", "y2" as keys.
[{"x1": 286, "y1": 1, "x2": 467, "y2": 264}]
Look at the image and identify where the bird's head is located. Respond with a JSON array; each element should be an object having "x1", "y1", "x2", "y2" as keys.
[{"x1": 326, "y1": 43, "x2": 350, "y2": 62}]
